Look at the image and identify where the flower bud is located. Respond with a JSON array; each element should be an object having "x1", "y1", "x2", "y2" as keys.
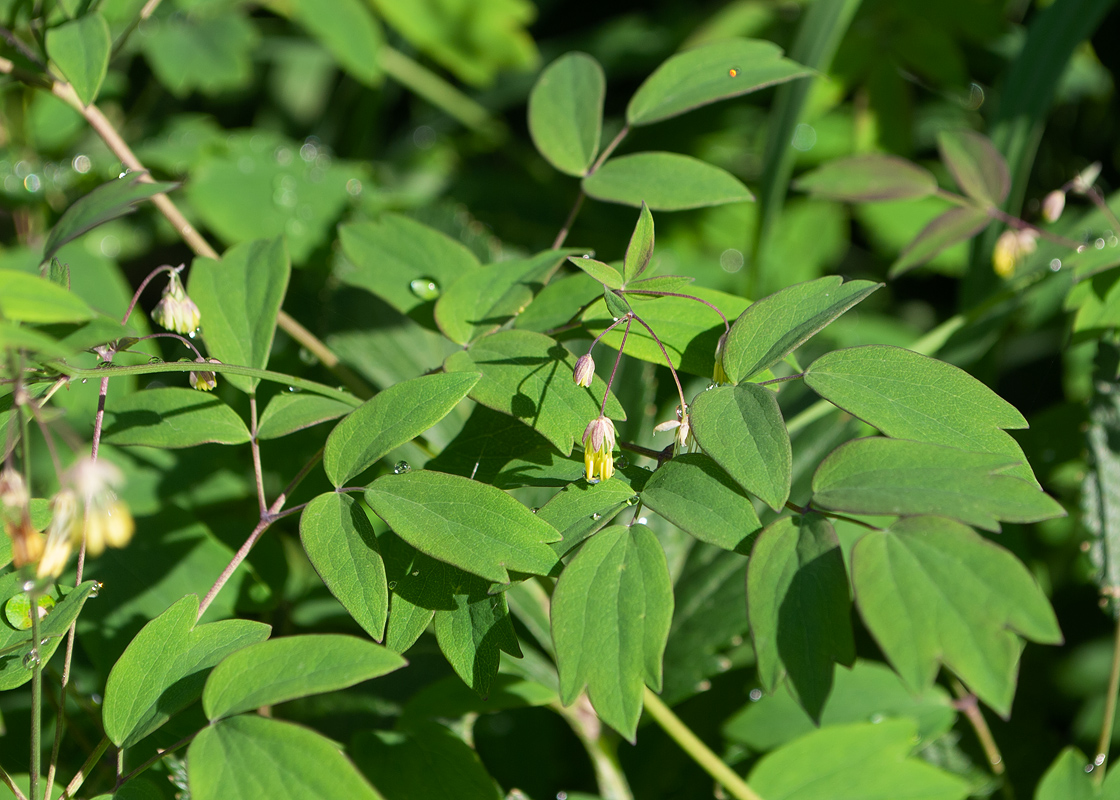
[
  {"x1": 151, "y1": 269, "x2": 201, "y2": 335},
  {"x1": 582, "y1": 416, "x2": 617, "y2": 484},
  {"x1": 190, "y1": 358, "x2": 220, "y2": 391},
  {"x1": 37, "y1": 490, "x2": 78, "y2": 578},
  {"x1": 1042, "y1": 190, "x2": 1066, "y2": 223},
  {"x1": 1073, "y1": 162, "x2": 1103, "y2": 195},
  {"x1": 713, "y1": 332, "x2": 730, "y2": 384},
  {"x1": 573, "y1": 354, "x2": 595, "y2": 388}
]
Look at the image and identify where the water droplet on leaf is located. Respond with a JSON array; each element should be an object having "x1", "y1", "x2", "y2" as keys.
[
  {"x1": 410, "y1": 278, "x2": 441, "y2": 300},
  {"x1": 23, "y1": 649, "x2": 40, "y2": 669},
  {"x1": 393, "y1": 461, "x2": 411, "y2": 474},
  {"x1": 625, "y1": 495, "x2": 639, "y2": 506},
  {"x1": 590, "y1": 512, "x2": 602, "y2": 521},
  {"x1": 615, "y1": 455, "x2": 629, "y2": 469},
  {"x1": 88, "y1": 581, "x2": 102, "y2": 598}
]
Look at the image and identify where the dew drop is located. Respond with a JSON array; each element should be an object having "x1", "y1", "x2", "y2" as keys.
[
  {"x1": 749, "y1": 688, "x2": 763, "y2": 701},
  {"x1": 728, "y1": 67, "x2": 740, "y2": 77},
  {"x1": 590, "y1": 512, "x2": 602, "y2": 521},
  {"x1": 625, "y1": 495, "x2": 639, "y2": 506},
  {"x1": 88, "y1": 581, "x2": 102, "y2": 598},
  {"x1": 287, "y1": 385, "x2": 302, "y2": 393},
  {"x1": 637, "y1": 516, "x2": 648, "y2": 525},
  {"x1": 22, "y1": 649, "x2": 40, "y2": 669},
  {"x1": 1078, "y1": 245, "x2": 1087, "y2": 253},
  {"x1": 1097, "y1": 238, "x2": 1107, "y2": 250},
  {"x1": 410, "y1": 278, "x2": 441, "y2": 300},
  {"x1": 1050, "y1": 258, "x2": 1062, "y2": 272},
  {"x1": 530, "y1": 507, "x2": 540, "y2": 514},
  {"x1": 869, "y1": 713, "x2": 885, "y2": 724},
  {"x1": 587, "y1": 477, "x2": 601, "y2": 485},
  {"x1": 81, "y1": 379, "x2": 87, "y2": 384},
  {"x1": 393, "y1": 461, "x2": 411, "y2": 474},
  {"x1": 21, "y1": 580, "x2": 35, "y2": 592},
  {"x1": 614, "y1": 455, "x2": 629, "y2": 470},
  {"x1": 387, "y1": 580, "x2": 397, "y2": 590},
  {"x1": 581, "y1": 254, "x2": 590, "y2": 259},
  {"x1": 91, "y1": 693, "x2": 103, "y2": 705},
  {"x1": 1096, "y1": 753, "x2": 1107, "y2": 766}
]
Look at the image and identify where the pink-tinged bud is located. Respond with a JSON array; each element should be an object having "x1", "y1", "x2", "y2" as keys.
[
  {"x1": 190, "y1": 358, "x2": 220, "y2": 391},
  {"x1": 152, "y1": 270, "x2": 201, "y2": 335},
  {"x1": 582, "y1": 416, "x2": 617, "y2": 484},
  {"x1": 1073, "y1": 162, "x2": 1102, "y2": 195},
  {"x1": 1042, "y1": 190, "x2": 1066, "y2": 223},
  {"x1": 573, "y1": 354, "x2": 595, "y2": 388}
]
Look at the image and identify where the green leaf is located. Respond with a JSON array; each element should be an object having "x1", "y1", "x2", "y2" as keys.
[
  {"x1": 626, "y1": 38, "x2": 812, "y2": 126},
  {"x1": 188, "y1": 715, "x2": 382, "y2": 800},
  {"x1": 724, "y1": 659, "x2": 956, "y2": 753},
  {"x1": 1035, "y1": 748, "x2": 1095, "y2": 800},
  {"x1": 46, "y1": 12, "x2": 111, "y2": 106},
  {"x1": 690, "y1": 384, "x2": 792, "y2": 511},
  {"x1": 102, "y1": 388, "x2": 251, "y2": 448},
  {"x1": 257, "y1": 393, "x2": 354, "y2": 440},
  {"x1": 811, "y1": 437, "x2": 1066, "y2": 532},
  {"x1": 528, "y1": 52, "x2": 605, "y2": 176},
  {"x1": 551, "y1": 524, "x2": 673, "y2": 740},
  {"x1": 202, "y1": 634, "x2": 405, "y2": 720},
  {"x1": 515, "y1": 271, "x2": 603, "y2": 333},
  {"x1": 889, "y1": 205, "x2": 992, "y2": 278},
  {"x1": 793, "y1": 154, "x2": 939, "y2": 203},
  {"x1": 42, "y1": 172, "x2": 178, "y2": 264},
  {"x1": 747, "y1": 514, "x2": 854, "y2": 721},
  {"x1": 567, "y1": 256, "x2": 624, "y2": 289},
  {"x1": 747, "y1": 720, "x2": 969, "y2": 800},
  {"x1": 623, "y1": 203, "x2": 655, "y2": 283},
  {"x1": 433, "y1": 571, "x2": 521, "y2": 696},
  {"x1": 583, "y1": 287, "x2": 748, "y2": 376},
  {"x1": 804, "y1": 345, "x2": 1037, "y2": 485},
  {"x1": 937, "y1": 129, "x2": 1010, "y2": 206},
  {"x1": 300, "y1": 493, "x2": 389, "y2": 641},
  {"x1": 582, "y1": 152, "x2": 753, "y2": 210},
  {"x1": 626, "y1": 275, "x2": 695, "y2": 294},
  {"x1": 379, "y1": 533, "x2": 460, "y2": 654},
  {"x1": 640, "y1": 454, "x2": 761, "y2": 552},
  {"x1": 102, "y1": 595, "x2": 270, "y2": 748},
  {"x1": 0, "y1": 580, "x2": 98, "y2": 691},
  {"x1": 323, "y1": 372, "x2": 479, "y2": 486},
  {"x1": 435, "y1": 250, "x2": 577, "y2": 345},
  {"x1": 603, "y1": 287, "x2": 632, "y2": 318},
  {"x1": 722, "y1": 276, "x2": 881, "y2": 383},
  {"x1": 851, "y1": 517, "x2": 1062, "y2": 714},
  {"x1": 188, "y1": 238, "x2": 290, "y2": 394},
  {"x1": 351, "y1": 720, "x2": 502, "y2": 800},
  {"x1": 443, "y1": 330, "x2": 624, "y2": 455},
  {"x1": 139, "y1": 6, "x2": 257, "y2": 98},
  {"x1": 285, "y1": 0, "x2": 383, "y2": 85},
  {"x1": 365, "y1": 470, "x2": 561, "y2": 584},
  {"x1": 0, "y1": 270, "x2": 94, "y2": 325},
  {"x1": 536, "y1": 476, "x2": 641, "y2": 558},
  {"x1": 338, "y1": 215, "x2": 480, "y2": 316}
]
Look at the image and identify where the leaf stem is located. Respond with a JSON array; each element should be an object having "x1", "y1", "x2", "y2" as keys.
[
  {"x1": 641, "y1": 688, "x2": 764, "y2": 800},
  {"x1": 30, "y1": 589, "x2": 42, "y2": 800},
  {"x1": 196, "y1": 448, "x2": 322, "y2": 621},
  {"x1": 121, "y1": 264, "x2": 177, "y2": 326},
  {"x1": 628, "y1": 313, "x2": 688, "y2": 417},
  {"x1": 249, "y1": 394, "x2": 266, "y2": 516},
  {"x1": 590, "y1": 125, "x2": 629, "y2": 176},
  {"x1": 620, "y1": 290, "x2": 729, "y2": 333},
  {"x1": 553, "y1": 190, "x2": 586, "y2": 250},
  {"x1": 618, "y1": 440, "x2": 672, "y2": 463},
  {"x1": 950, "y1": 680, "x2": 1009, "y2": 797},
  {"x1": 755, "y1": 372, "x2": 805, "y2": 387},
  {"x1": 113, "y1": 733, "x2": 194, "y2": 790},
  {"x1": 0, "y1": 762, "x2": 28, "y2": 800},
  {"x1": 600, "y1": 316, "x2": 632, "y2": 417},
  {"x1": 43, "y1": 360, "x2": 360, "y2": 406},
  {"x1": 60, "y1": 736, "x2": 110, "y2": 800},
  {"x1": 1093, "y1": 610, "x2": 1120, "y2": 785}
]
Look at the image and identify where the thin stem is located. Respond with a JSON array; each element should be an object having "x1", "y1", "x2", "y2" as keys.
[
  {"x1": 44, "y1": 361, "x2": 360, "y2": 406},
  {"x1": 618, "y1": 440, "x2": 671, "y2": 462},
  {"x1": 808, "y1": 506, "x2": 885, "y2": 531},
  {"x1": 553, "y1": 191, "x2": 586, "y2": 250},
  {"x1": 1093, "y1": 611, "x2": 1120, "y2": 785},
  {"x1": 115, "y1": 732, "x2": 193, "y2": 789},
  {"x1": 0, "y1": 762, "x2": 29, "y2": 800},
  {"x1": 550, "y1": 697, "x2": 633, "y2": 800},
  {"x1": 1087, "y1": 187, "x2": 1120, "y2": 236},
  {"x1": 935, "y1": 189, "x2": 1082, "y2": 249},
  {"x1": 590, "y1": 125, "x2": 630, "y2": 175},
  {"x1": 585, "y1": 313, "x2": 630, "y2": 357},
  {"x1": 249, "y1": 394, "x2": 266, "y2": 516},
  {"x1": 30, "y1": 591, "x2": 42, "y2": 800},
  {"x1": 110, "y1": 0, "x2": 164, "y2": 57},
  {"x1": 196, "y1": 448, "x2": 323, "y2": 621},
  {"x1": 755, "y1": 372, "x2": 805, "y2": 387},
  {"x1": 133, "y1": 332, "x2": 204, "y2": 360},
  {"x1": 629, "y1": 313, "x2": 687, "y2": 416},
  {"x1": 951, "y1": 680, "x2": 1009, "y2": 796},
  {"x1": 121, "y1": 265, "x2": 177, "y2": 325},
  {"x1": 621, "y1": 290, "x2": 729, "y2": 332},
  {"x1": 60, "y1": 736, "x2": 110, "y2": 800},
  {"x1": 642, "y1": 688, "x2": 763, "y2": 800},
  {"x1": 377, "y1": 46, "x2": 500, "y2": 137},
  {"x1": 599, "y1": 316, "x2": 632, "y2": 417}
]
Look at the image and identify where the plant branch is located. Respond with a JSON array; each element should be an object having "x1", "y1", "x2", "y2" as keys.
[
  {"x1": 621, "y1": 290, "x2": 729, "y2": 332},
  {"x1": 60, "y1": 736, "x2": 110, "y2": 800},
  {"x1": 30, "y1": 590, "x2": 42, "y2": 800},
  {"x1": 600, "y1": 316, "x2": 632, "y2": 417},
  {"x1": 1093, "y1": 610, "x2": 1120, "y2": 785},
  {"x1": 618, "y1": 440, "x2": 672, "y2": 462},
  {"x1": 44, "y1": 361, "x2": 360, "y2": 406},
  {"x1": 115, "y1": 732, "x2": 194, "y2": 790},
  {"x1": 951, "y1": 680, "x2": 1009, "y2": 796},
  {"x1": 249, "y1": 394, "x2": 266, "y2": 516},
  {"x1": 642, "y1": 688, "x2": 764, "y2": 800},
  {"x1": 590, "y1": 125, "x2": 629, "y2": 175},
  {"x1": 196, "y1": 448, "x2": 322, "y2": 621},
  {"x1": 553, "y1": 190, "x2": 586, "y2": 250},
  {"x1": 0, "y1": 762, "x2": 28, "y2": 800},
  {"x1": 629, "y1": 313, "x2": 688, "y2": 416},
  {"x1": 121, "y1": 264, "x2": 177, "y2": 325}
]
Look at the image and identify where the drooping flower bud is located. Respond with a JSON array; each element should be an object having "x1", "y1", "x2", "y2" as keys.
[
  {"x1": 713, "y1": 332, "x2": 730, "y2": 384},
  {"x1": 1, "y1": 467, "x2": 43, "y2": 568},
  {"x1": 151, "y1": 269, "x2": 201, "y2": 335},
  {"x1": 1073, "y1": 162, "x2": 1103, "y2": 195},
  {"x1": 655, "y1": 405, "x2": 695, "y2": 454},
  {"x1": 190, "y1": 358, "x2": 220, "y2": 391},
  {"x1": 1042, "y1": 190, "x2": 1066, "y2": 223},
  {"x1": 37, "y1": 490, "x2": 78, "y2": 578},
  {"x1": 573, "y1": 354, "x2": 595, "y2": 388},
  {"x1": 68, "y1": 458, "x2": 134, "y2": 558},
  {"x1": 582, "y1": 415, "x2": 617, "y2": 484},
  {"x1": 992, "y1": 228, "x2": 1037, "y2": 278}
]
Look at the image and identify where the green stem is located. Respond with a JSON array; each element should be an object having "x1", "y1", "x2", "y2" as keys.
[
  {"x1": 1093, "y1": 611, "x2": 1120, "y2": 785},
  {"x1": 29, "y1": 590, "x2": 42, "y2": 800},
  {"x1": 550, "y1": 699, "x2": 633, "y2": 800},
  {"x1": 377, "y1": 46, "x2": 500, "y2": 137},
  {"x1": 42, "y1": 361, "x2": 361, "y2": 406},
  {"x1": 60, "y1": 736, "x2": 110, "y2": 800},
  {"x1": 642, "y1": 688, "x2": 763, "y2": 800},
  {"x1": 0, "y1": 761, "x2": 29, "y2": 800}
]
